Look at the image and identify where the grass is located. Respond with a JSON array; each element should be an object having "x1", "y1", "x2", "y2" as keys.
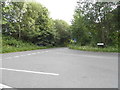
[
  {"x1": 68, "y1": 44, "x2": 118, "y2": 53},
  {"x1": 0, "y1": 35, "x2": 2, "y2": 53},
  {"x1": 2, "y1": 35, "x2": 48, "y2": 53}
]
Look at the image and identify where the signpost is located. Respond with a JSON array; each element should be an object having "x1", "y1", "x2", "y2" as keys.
[{"x1": 97, "y1": 43, "x2": 104, "y2": 48}]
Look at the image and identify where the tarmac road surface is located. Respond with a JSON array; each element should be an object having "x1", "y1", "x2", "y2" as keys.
[{"x1": 0, "y1": 48, "x2": 118, "y2": 88}]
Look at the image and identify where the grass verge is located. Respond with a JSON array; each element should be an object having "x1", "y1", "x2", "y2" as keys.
[
  {"x1": 68, "y1": 44, "x2": 118, "y2": 52},
  {"x1": 2, "y1": 35, "x2": 48, "y2": 53}
]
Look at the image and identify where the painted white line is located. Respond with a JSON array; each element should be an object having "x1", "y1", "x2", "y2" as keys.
[
  {"x1": 0, "y1": 83, "x2": 12, "y2": 88},
  {"x1": 27, "y1": 54, "x2": 31, "y2": 55},
  {"x1": 14, "y1": 56, "x2": 20, "y2": 58},
  {"x1": 20, "y1": 55, "x2": 26, "y2": 56},
  {"x1": 0, "y1": 68, "x2": 59, "y2": 76},
  {"x1": 31, "y1": 53, "x2": 36, "y2": 55},
  {"x1": 5, "y1": 57, "x2": 12, "y2": 59}
]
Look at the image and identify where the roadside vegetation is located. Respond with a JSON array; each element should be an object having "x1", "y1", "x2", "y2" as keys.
[
  {"x1": 2, "y1": 1, "x2": 70, "y2": 53},
  {"x1": 68, "y1": 44, "x2": 118, "y2": 52},
  {"x1": 1, "y1": 1, "x2": 119, "y2": 53},
  {"x1": 68, "y1": 1, "x2": 119, "y2": 53},
  {"x1": 2, "y1": 35, "x2": 47, "y2": 53}
]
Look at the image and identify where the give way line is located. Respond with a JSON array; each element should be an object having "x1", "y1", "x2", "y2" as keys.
[{"x1": 0, "y1": 83, "x2": 12, "y2": 89}]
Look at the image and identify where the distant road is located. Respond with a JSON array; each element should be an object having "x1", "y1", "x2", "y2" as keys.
[{"x1": 0, "y1": 48, "x2": 118, "y2": 88}]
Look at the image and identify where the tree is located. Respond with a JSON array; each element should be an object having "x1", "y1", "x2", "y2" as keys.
[
  {"x1": 2, "y1": 1, "x2": 56, "y2": 46},
  {"x1": 71, "y1": 1, "x2": 118, "y2": 47},
  {"x1": 2, "y1": 1, "x2": 27, "y2": 38},
  {"x1": 53, "y1": 19, "x2": 70, "y2": 46}
]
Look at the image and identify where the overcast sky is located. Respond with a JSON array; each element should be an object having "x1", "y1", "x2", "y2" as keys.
[{"x1": 35, "y1": 0, "x2": 78, "y2": 24}]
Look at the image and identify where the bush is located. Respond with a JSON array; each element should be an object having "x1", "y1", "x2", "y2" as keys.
[{"x1": 2, "y1": 35, "x2": 47, "y2": 53}]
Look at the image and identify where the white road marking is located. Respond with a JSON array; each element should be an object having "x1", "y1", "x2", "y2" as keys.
[
  {"x1": 0, "y1": 83, "x2": 12, "y2": 88},
  {"x1": 5, "y1": 57, "x2": 12, "y2": 59},
  {"x1": 14, "y1": 56, "x2": 20, "y2": 58},
  {"x1": 31, "y1": 53, "x2": 36, "y2": 55},
  {"x1": 3, "y1": 51, "x2": 50, "y2": 60},
  {"x1": 20, "y1": 55, "x2": 26, "y2": 56},
  {"x1": 27, "y1": 54, "x2": 31, "y2": 55},
  {"x1": 0, "y1": 68, "x2": 59, "y2": 76}
]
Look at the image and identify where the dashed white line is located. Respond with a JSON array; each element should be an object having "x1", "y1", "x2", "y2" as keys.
[
  {"x1": 20, "y1": 55, "x2": 26, "y2": 57},
  {"x1": 5, "y1": 57, "x2": 12, "y2": 59},
  {"x1": 3, "y1": 51, "x2": 50, "y2": 60},
  {"x1": 31, "y1": 53, "x2": 36, "y2": 55},
  {"x1": 14, "y1": 56, "x2": 20, "y2": 58},
  {"x1": 0, "y1": 68, "x2": 59, "y2": 76},
  {"x1": 27, "y1": 54, "x2": 31, "y2": 55}
]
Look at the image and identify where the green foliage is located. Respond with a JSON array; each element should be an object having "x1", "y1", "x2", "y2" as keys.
[
  {"x1": 2, "y1": 35, "x2": 47, "y2": 53},
  {"x1": 2, "y1": 1, "x2": 118, "y2": 53},
  {"x1": 0, "y1": 36, "x2": 2, "y2": 53},
  {"x1": 68, "y1": 44, "x2": 118, "y2": 52},
  {"x1": 71, "y1": 1, "x2": 119, "y2": 48},
  {"x1": 53, "y1": 19, "x2": 70, "y2": 46},
  {"x1": 2, "y1": 1, "x2": 71, "y2": 51}
]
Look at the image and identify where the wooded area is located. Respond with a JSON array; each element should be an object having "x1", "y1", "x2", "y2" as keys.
[
  {"x1": 2, "y1": 1, "x2": 70, "y2": 47},
  {"x1": 71, "y1": 1, "x2": 119, "y2": 47},
  {"x1": 1, "y1": 1, "x2": 119, "y2": 52}
]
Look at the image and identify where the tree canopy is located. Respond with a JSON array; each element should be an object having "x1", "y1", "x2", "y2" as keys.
[
  {"x1": 71, "y1": 1, "x2": 119, "y2": 47},
  {"x1": 2, "y1": 1, "x2": 119, "y2": 48},
  {"x1": 2, "y1": 1, "x2": 70, "y2": 47}
]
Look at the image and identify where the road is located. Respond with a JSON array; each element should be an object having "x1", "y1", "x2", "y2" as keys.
[{"x1": 0, "y1": 48, "x2": 118, "y2": 88}]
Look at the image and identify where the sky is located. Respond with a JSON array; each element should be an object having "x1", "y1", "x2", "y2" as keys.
[{"x1": 35, "y1": 0, "x2": 78, "y2": 24}]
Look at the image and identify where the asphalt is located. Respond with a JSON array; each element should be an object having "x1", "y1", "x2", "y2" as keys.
[{"x1": 0, "y1": 48, "x2": 118, "y2": 88}]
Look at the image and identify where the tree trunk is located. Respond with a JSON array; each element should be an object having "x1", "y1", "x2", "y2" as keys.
[{"x1": 18, "y1": 24, "x2": 21, "y2": 39}]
